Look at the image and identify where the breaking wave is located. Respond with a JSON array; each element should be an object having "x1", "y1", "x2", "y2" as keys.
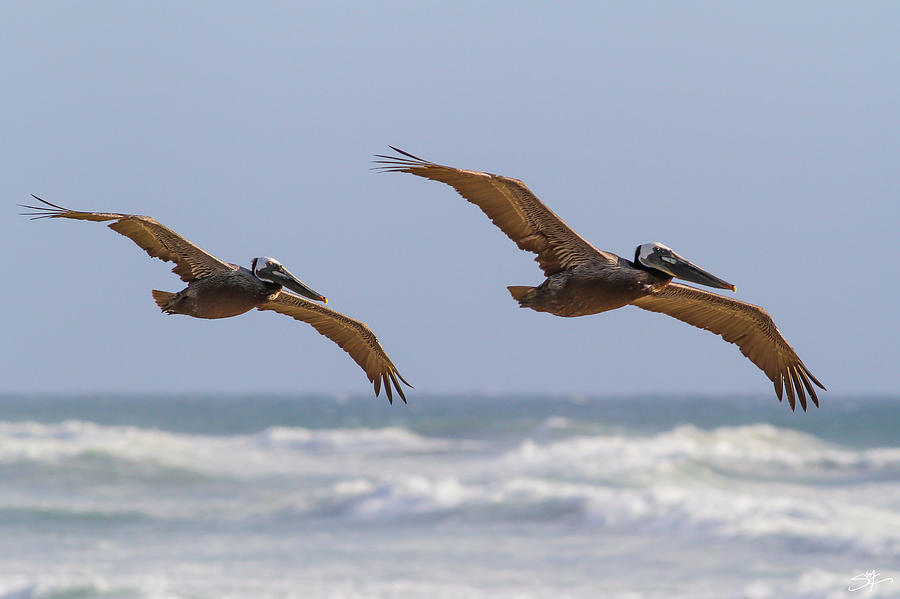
[
  {"x1": 2, "y1": 418, "x2": 899, "y2": 556},
  {"x1": 0, "y1": 420, "x2": 459, "y2": 479}
]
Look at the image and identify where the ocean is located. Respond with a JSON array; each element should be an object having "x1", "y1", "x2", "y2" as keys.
[{"x1": 0, "y1": 393, "x2": 897, "y2": 599}]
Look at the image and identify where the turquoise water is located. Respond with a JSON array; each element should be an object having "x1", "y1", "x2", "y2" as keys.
[{"x1": 0, "y1": 393, "x2": 898, "y2": 598}]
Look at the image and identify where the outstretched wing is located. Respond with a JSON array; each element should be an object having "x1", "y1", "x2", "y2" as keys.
[
  {"x1": 375, "y1": 147, "x2": 617, "y2": 275},
  {"x1": 258, "y1": 291, "x2": 412, "y2": 404},
  {"x1": 631, "y1": 282, "x2": 825, "y2": 411},
  {"x1": 22, "y1": 196, "x2": 233, "y2": 282}
]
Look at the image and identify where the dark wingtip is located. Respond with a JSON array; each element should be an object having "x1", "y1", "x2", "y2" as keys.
[
  {"x1": 383, "y1": 373, "x2": 394, "y2": 404},
  {"x1": 387, "y1": 146, "x2": 428, "y2": 161},
  {"x1": 372, "y1": 146, "x2": 433, "y2": 173},
  {"x1": 30, "y1": 195, "x2": 67, "y2": 210},
  {"x1": 20, "y1": 195, "x2": 65, "y2": 219},
  {"x1": 396, "y1": 370, "x2": 413, "y2": 389},
  {"x1": 796, "y1": 367, "x2": 819, "y2": 409},
  {"x1": 784, "y1": 376, "x2": 796, "y2": 412},
  {"x1": 389, "y1": 371, "x2": 408, "y2": 404},
  {"x1": 803, "y1": 364, "x2": 826, "y2": 391},
  {"x1": 792, "y1": 369, "x2": 808, "y2": 412}
]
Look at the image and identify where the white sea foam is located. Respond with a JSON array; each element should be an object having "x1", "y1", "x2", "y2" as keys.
[
  {"x1": 0, "y1": 420, "x2": 456, "y2": 479},
  {"x1": 250, "y1": 425, "x2": 455, "y2": 453},
  {"x1": 304, "y1": 470, "x2": 900, "y2": 556},
  {"x1": 7, "y1": 420, "x2": 896, "y2": 485},
  {"x1": 2, "y1": 417, "x2": 899, "y2": 577},
  {"x1": 497, "y1": 424, "x2": 900, "y2": 481}
]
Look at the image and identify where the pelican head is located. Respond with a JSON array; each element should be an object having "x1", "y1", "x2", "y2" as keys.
[
  {"x1": 635, "y1": 242, "x2": 736, "y2": 291},
  {"x1": 251, "y1": 257, "x2": 328, "y2": 303}
]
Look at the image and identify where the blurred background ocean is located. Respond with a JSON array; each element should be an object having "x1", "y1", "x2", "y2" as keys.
[{"x1": 1, "y1": 393, "x2": 897, "y2": 599}]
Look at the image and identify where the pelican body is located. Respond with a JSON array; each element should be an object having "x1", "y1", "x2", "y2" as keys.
[
  {"x1": 22, "y1": 197, "x2": 410, "y2": 403},
  {"x1": 154, "y1": 259, "x2": 308, "y2": 320},
  {"x1": 376, "y1": 147, "x2": 824, "y2": 411},
  {"x1": 510, "y1": 242, "x2": 736, "y2": 318},
  {"x1": 156, "y1": 267, "x2": 270, "y2": 319}
]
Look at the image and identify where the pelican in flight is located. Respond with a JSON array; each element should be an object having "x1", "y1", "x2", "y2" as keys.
[
  {"x1": 22, "y1": 196, "x2": 410, "y2": 403},
  {"x1": 376, "y1": 148, "x2": 824, "y2": 410}
]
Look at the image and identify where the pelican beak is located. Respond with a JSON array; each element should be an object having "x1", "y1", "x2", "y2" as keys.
[
  {"x1": 651, "y1": 249, "x2": 736, "y2": 291},
  {"x1": 269, "y1": 265, "x2": 328, "y2": 303}
]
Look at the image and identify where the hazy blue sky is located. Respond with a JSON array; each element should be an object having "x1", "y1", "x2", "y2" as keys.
[{"x1": 3, "y1": 2, "x2": 898, "y2": 400}]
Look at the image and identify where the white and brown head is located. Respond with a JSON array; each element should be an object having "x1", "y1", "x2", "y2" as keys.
[
  {"x1": 634, "y1": 242, "x2": 736, "y2": 291},
  {"x1": 251, "y1": 257, "x2": 328, "y2": 303}
]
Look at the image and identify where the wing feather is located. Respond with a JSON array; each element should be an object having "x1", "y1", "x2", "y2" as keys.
[
  {"x1": 258, "y1": 291, "x2": 411, "y2": 403},
  {"x1": 631, "y1": 282, "x2": 825, "y2": 411},
  {"x1": 22, "y1": 196, "x2": 232, "y2": 282},
  {"x1": 375, "y1": 147, "x2": 616, "y2": 275}
]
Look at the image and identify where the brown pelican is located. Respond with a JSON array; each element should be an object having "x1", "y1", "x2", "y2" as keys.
[
  {"x1": 21, "y1": 196, "x2": 410, "y2": 403},
  {"x1": 376, "y1": 148, "x2": 824, "y2": 411}
]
